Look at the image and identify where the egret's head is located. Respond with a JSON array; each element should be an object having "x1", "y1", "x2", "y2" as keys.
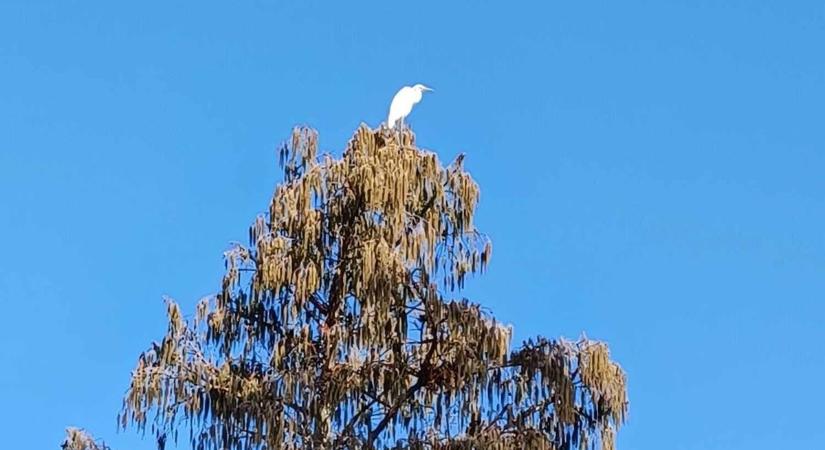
[{"x1": 413, "y1": 84, "x2": 434, "y2": 93}]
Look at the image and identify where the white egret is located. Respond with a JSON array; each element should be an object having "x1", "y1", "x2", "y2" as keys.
[{"x1": 387, "y1": 84, "x2": 433, "y2": 129}]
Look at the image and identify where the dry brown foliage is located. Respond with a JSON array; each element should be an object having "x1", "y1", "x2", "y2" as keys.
[{"x1": 108, "y1": 125, "x2": 626, "y2": 450}]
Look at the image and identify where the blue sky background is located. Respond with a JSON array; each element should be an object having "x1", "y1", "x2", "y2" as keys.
[{"x1": 1, "y1": 1, "x2": 823, "y2": 449}]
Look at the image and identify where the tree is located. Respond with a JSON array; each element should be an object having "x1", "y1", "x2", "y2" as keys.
[{"x1": 70, "y1": 126, "x2": 627, "y2": 450}]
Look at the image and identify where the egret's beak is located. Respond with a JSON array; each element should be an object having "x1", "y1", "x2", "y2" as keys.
[{"x1": 422, "y1": 86, "x2": 434, "y2": 92}]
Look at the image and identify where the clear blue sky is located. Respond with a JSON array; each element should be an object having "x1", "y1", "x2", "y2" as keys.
[{"x1": 1, "y1": 1, "x2": 823, "y2": 448}]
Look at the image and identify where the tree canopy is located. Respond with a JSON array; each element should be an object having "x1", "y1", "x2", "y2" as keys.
[{"x1": 67, "y1": 126, "x2": 627, "y2": 450}]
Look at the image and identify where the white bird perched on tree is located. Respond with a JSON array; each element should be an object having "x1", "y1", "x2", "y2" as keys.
[{"x1": 387, "y1": 84, "x2": 433, "y2": 129}]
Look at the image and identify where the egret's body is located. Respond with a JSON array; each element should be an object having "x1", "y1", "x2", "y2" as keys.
[{"x1": 387, "y1": 84, "x2": 433, "y2": 129}]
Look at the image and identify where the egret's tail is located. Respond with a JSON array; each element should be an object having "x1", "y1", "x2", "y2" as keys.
[{"x1": 386, "y1": 115, "x2": 400, "y2": 129}]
